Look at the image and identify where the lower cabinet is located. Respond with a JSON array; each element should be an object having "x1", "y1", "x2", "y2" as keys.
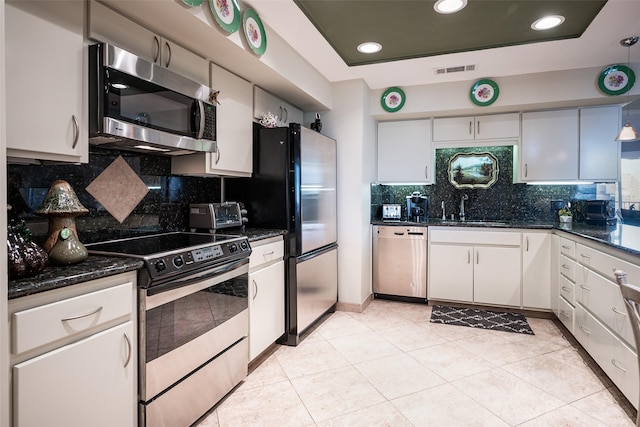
[
  {"x1": 248, "y1": 237, "x2": 285, "y2": 361},
  {"x1": 13, "y1": 321, "x2": 135, "y2": 427},
  {"x1": 522, "y1": 232, "x2": 551, "y2": 309},
  {"x1": 428, "y1": 228, "x2": 521, "y2": 307},
  {"x1": 9, "y1": 272, "x2": 137, "y2": 427}
]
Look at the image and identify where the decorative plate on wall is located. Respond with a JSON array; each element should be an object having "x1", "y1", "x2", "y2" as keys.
[
  {"x1": 448, "y1": 152, "x2": 499, "y2": 189},
  {"x1": 598, "y1": 64, "x2": 636, "y2": 96},
  {"x1": 209, "y1": 0, "x2": 241, "y2": 34},
  {"x1": 470, "y1": 79, "x2": 499, "y2": 106},
  {"x1": 243, "y1": 8, "x2": 267, "y2": 56},
  {"x1": 381, "y1": 87, "x2": 405, "y2": 112}
]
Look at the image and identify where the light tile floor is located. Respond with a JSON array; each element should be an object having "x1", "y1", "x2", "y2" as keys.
[{"x1": 196, "y1": 300, "x2": 636, "y2": 427}]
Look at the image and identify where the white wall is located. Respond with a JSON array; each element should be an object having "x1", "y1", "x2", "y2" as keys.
[
  {"x1": 315, "y1": 80, "x2": 376, "y2": 308},
  {"x1": 1, "y1": 0, "x2": 9, "y2": 425}
]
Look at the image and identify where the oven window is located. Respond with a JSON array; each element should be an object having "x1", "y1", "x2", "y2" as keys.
[{"x1": 145, "y1": 275, "x2": 248, "y2": 362}]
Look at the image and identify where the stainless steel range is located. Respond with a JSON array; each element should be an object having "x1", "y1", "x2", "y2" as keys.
[{"x1": 86, "y1": 232, "x2": 251, "y2": 427}]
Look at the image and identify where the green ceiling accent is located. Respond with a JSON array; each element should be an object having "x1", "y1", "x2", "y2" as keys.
[{"x1": 294, "y1": 0, "x2": 607, "y2": 66}]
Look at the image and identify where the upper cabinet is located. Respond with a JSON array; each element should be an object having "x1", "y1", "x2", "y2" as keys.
[
  {"x1": 521, "y1": 106, "x2": 620, "y2": 182},
  {"x1": 6, "y1": 0, "x2": 88, "y2": 163},
  {"x1": 579, "y1": 105, "x2": 620, "y2": 182},
  {"x1": 253, "y1": 86, "x2": 303, "y2": 127},
  {"x1": 172, "y1": 63, "x2": 253, "y2": 177},
  {"x1": 433, "y1": 113, "x2": 520, "y2": 144},
  {"x1": 521, "y1": 109, "x2": 579, "y2": 181},
  {"x1": 88, "y1": 1, "x2": 209, "y2": 86},
  {"x1": 377, "y1": 120, "x2": 433, "y2": 184}
]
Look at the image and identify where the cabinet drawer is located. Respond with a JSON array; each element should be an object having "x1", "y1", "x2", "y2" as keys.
[
  {"x1": 559, "y1": 255, "x2": 575, "y2": 282},
  {"x1": 576, "y1": 243, "x2": 640, "y2": 284},
  {"x1": 559, "y1": 274, "x2": 575, "y2": 306},
  {"x1": 575, "y1": 304, "x2": 639, "y2": 409},
  {"x1": 429, "y1": 229, "x2": 520, "y2": 246},
  {"x1": 13, "y1": 282, "x2": 133, "y2": 355},
  {"x1": 249, "y1": 239, "x2": 284, "y2": 270},
  {"x1": 558, "y1": 296, "x2": 574, "y2": 334},
  {"x1": 559, "y1": 237, "x2": 576, "y2": 259},
  {"x1": 575, "y1": 266, "x2": 634, "y2": 348}
]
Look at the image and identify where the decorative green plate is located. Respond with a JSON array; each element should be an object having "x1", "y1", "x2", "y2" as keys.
[
  {"x1": 182, "y1": 0, "x2": 203, "y2": 6},
  {"x1": 598, "y1": 64, "x2": 636, "y2": 96},
  {"x1": 381, "y1": 87, "x2": 405, "y2": 112},
  {"x1": 243, "y1": 8, "x2": 267, "y2": 56},
  {"x1": 470, "y1": 79, "x2": 499, "y2": 106},
  {"x1": 209, "y1": 0, "x2": 241, "y2": 34}
]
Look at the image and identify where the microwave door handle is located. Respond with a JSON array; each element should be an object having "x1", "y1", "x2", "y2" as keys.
[{"x1": 196, "y1": 100, "x2": 205, "y2": 139}]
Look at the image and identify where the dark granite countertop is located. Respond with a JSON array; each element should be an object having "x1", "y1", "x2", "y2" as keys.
[
  {"x1": 8, "y1": 256, "x2": 144, "y2": 300},
  {"x1": 8, "y1": 228, "x2": 286, "y2": 300},
  {"x1": 372, "y1": 219, "x2": 640, "y2": 258}
]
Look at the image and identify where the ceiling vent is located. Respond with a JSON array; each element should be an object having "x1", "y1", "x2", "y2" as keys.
[{"x1": 434, "y1": 64, "x2": 477, "y2": 74}]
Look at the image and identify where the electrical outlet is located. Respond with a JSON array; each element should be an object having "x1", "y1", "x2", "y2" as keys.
[{"x1": 550, "y1": 200, "x2": 564, "y2": 211}]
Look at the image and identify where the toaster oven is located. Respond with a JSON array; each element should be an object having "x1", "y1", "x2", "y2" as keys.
[{"x1": 189, "y1": 203, "x2": 243, "y2": 231}]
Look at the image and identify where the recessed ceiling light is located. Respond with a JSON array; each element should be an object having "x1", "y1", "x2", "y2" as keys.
[
  {"x1": 433, "y1": 0, "x2": 467, "y2": 14},
  {"x1": 357, "y1": 42, "x2": 382, "y2": 54},
  {"x1": 531, "y1": 15, "x2": 565, "y2": 30}
]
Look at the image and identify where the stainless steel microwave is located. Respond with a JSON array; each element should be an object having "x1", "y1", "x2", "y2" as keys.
[{"x1": 88, "y1": 43, "x2": 216, "y2": 155}]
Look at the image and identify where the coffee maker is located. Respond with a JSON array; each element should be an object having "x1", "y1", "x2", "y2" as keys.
[{"x1": 406, "y1": 191, "x2": 429, "y2": 222}]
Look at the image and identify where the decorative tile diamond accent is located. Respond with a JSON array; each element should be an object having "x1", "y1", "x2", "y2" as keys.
[{"x1": 430, "y1": 305, "x2": 534, "y2": 335}]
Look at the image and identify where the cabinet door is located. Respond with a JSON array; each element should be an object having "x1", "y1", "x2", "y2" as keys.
[
  {"x1": 429, "y1": 244, "x2": 474, "y2": 302},
  {"x1": 6, "y1": 0, "x2": 87, "y2": 163},
  {"x1": 161, "y1": 39, "x2": 209, "y2": 86},
  {"x1": 13, "y1": 321, "x2": 136, "y2": 427},
  {"x1": 474, "y1": 113, "x2": 520, "y2": 140},
  {"x1": 522, "y1": 232, "x2": 551, "y2": 309},
  {"x1": 433, "y1": 116, "x2": 474, "y2": 142},
  {"x1": 209, "y1": 63, "x2": 253, "y2": 176},
  {"x1": 89, "y1": 0, "x2": 159, "y2": 63},
  {"x1": 521, "y1": 109, "x2": 579, "y2": 181},
  {"x1": 579, "y1": 106, "x2": 620, "y2": 181},
  {"x1": 253, "y1": 86, "x2": 302, "y2": 126},
  {"x1": 377, "y1": 120, "x2": 432, "y2": 183},
  {"x1": 474, "y1": 246, "x2": 521, "y2": 306},
  {"x1": 249, "y1": 261, "x2": 285, "y2": 361}
]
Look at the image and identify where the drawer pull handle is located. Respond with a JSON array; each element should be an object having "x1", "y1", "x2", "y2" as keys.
[
  {"x1": 580, "y1": 254, "x2": 591, "y2": 259},
  {"x1": 562, "y1": 264, "x2": 571, "y2": 270},
  {"x1": 252, "y1": 279, "x2": 258, "y2": 300},
  {"x1": 578, "y1": 325, "x2": 591, "y2": 334},
  {"x1": 61, "y1": 306, "x2": 103, "y2": 322},
  {"x1": 562, "y1": 245, "x2": 572, "y2": 250},
  {"x1": 467, "y1": 250, "x2": 471, "y2": 264},
  {"x1": 611, "y1": 359, "x2": 627, "y2": 372},
  {"x1": 525, "y1": 236, "x2": 529, "y2": 252},
  {"x1": 560, "y1": 311, "x2": 570, "y2": 319},
  {"x1": 579, "y1": 285, "x2": 591, "y2": 291},
  {"x1": 561, "y1": 286, "x2": 571, "y2": 292},
  {"x1": 263, "y1": 251, "x2": 275, "y2": 256},
  {"x1": 394, "y1": 232, "x2": 405, "y2": 236},
  {"x1": 123, "y1": 333, "x2": 132, "y2": 368},
  {"x1": 612, "y1": 307, "x2": 627, "y2": 316}
]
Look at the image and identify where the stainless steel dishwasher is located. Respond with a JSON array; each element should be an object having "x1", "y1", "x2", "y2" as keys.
[{"x1": 373, "y1": 225, "x2": 428, "y2": 303}]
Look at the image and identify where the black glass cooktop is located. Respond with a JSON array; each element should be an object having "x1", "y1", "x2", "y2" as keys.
[{"x1": 86, "y1": 232, "x2": 237, "y2": 257}]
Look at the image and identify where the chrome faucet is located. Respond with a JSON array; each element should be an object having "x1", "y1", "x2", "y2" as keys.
[
  {"x1": 460, "y1": 194, "x2": 469, "y2": 221},
  {"x1": 441, "y1": 201, "x2": 446, "y2": 220}
]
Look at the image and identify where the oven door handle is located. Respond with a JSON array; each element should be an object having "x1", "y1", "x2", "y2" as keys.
[{"x1": 146, "y1": 258, "x2": 249, "y2": 298}]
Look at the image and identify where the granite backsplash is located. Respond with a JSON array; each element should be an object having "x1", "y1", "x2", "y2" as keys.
[
  {"x1": 7, "y1": 148, "x2": 222, "y2": 244},
  {"x1": 372, "y1": 145, "x2": 616, "y2": 222}
]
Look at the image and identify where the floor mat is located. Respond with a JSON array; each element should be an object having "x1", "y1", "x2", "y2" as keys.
[{"x1": 430, "y1": 305, "x2": 534, "y2": 335}]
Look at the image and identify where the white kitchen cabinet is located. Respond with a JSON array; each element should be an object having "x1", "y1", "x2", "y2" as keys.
[
  {"x1": 88, "y1": 1, "x2": 209, "y2": 85},
  {"x1": 5, "y1": 0, "x2": 88, "y2": 163},
  {"x1": 248, "y1": 238, "x2": 285, "y2": 361},
  {"x1": 579, "y1": 106, "x2": 620, "y2": 181},
  {"x1": 428, "y1": 228, "x2": 521, "y2": 307},
  {"x1": 521, "y1": 109, "x2": 579, "y2": 181},
  {"x1": 522, "y1": 232, "x2": 551, "y2": 309},
  {"x1": 13, "y1": 321, "x2": 135, "y2": 427},
  {"x1": 9, "y1": 272, "x2": 137, "y2": 427},
  {"x1": 432, "y1": 113, "x2": 520, "y2": 143},
  {"x1": 172, "y1": 63, "x2": 253, "y2": 177},
  {"x1": 253, "y1": 86, "x2": 303, "y2": 126},
  {"x1": 377, "y1": 120, "x2": 433, "y2": 183}
]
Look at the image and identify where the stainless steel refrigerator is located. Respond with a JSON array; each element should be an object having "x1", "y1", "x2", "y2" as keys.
[{"x1": 226, "y1": 123, "x2": 338, "y2": 345}]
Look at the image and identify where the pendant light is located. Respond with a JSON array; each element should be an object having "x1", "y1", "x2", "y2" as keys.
[{"x1": 616, "y1": 36, "x2": 639, "y2": 141}]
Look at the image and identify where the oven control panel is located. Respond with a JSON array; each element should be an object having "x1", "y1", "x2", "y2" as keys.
[{"x1": 146, "y1": 238, "x2": 251, "y2": 279}]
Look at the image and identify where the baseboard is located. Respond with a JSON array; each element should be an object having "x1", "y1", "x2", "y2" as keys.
[{"x1": 336, "y1": 294, "x2": 373, "y2": 313}]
